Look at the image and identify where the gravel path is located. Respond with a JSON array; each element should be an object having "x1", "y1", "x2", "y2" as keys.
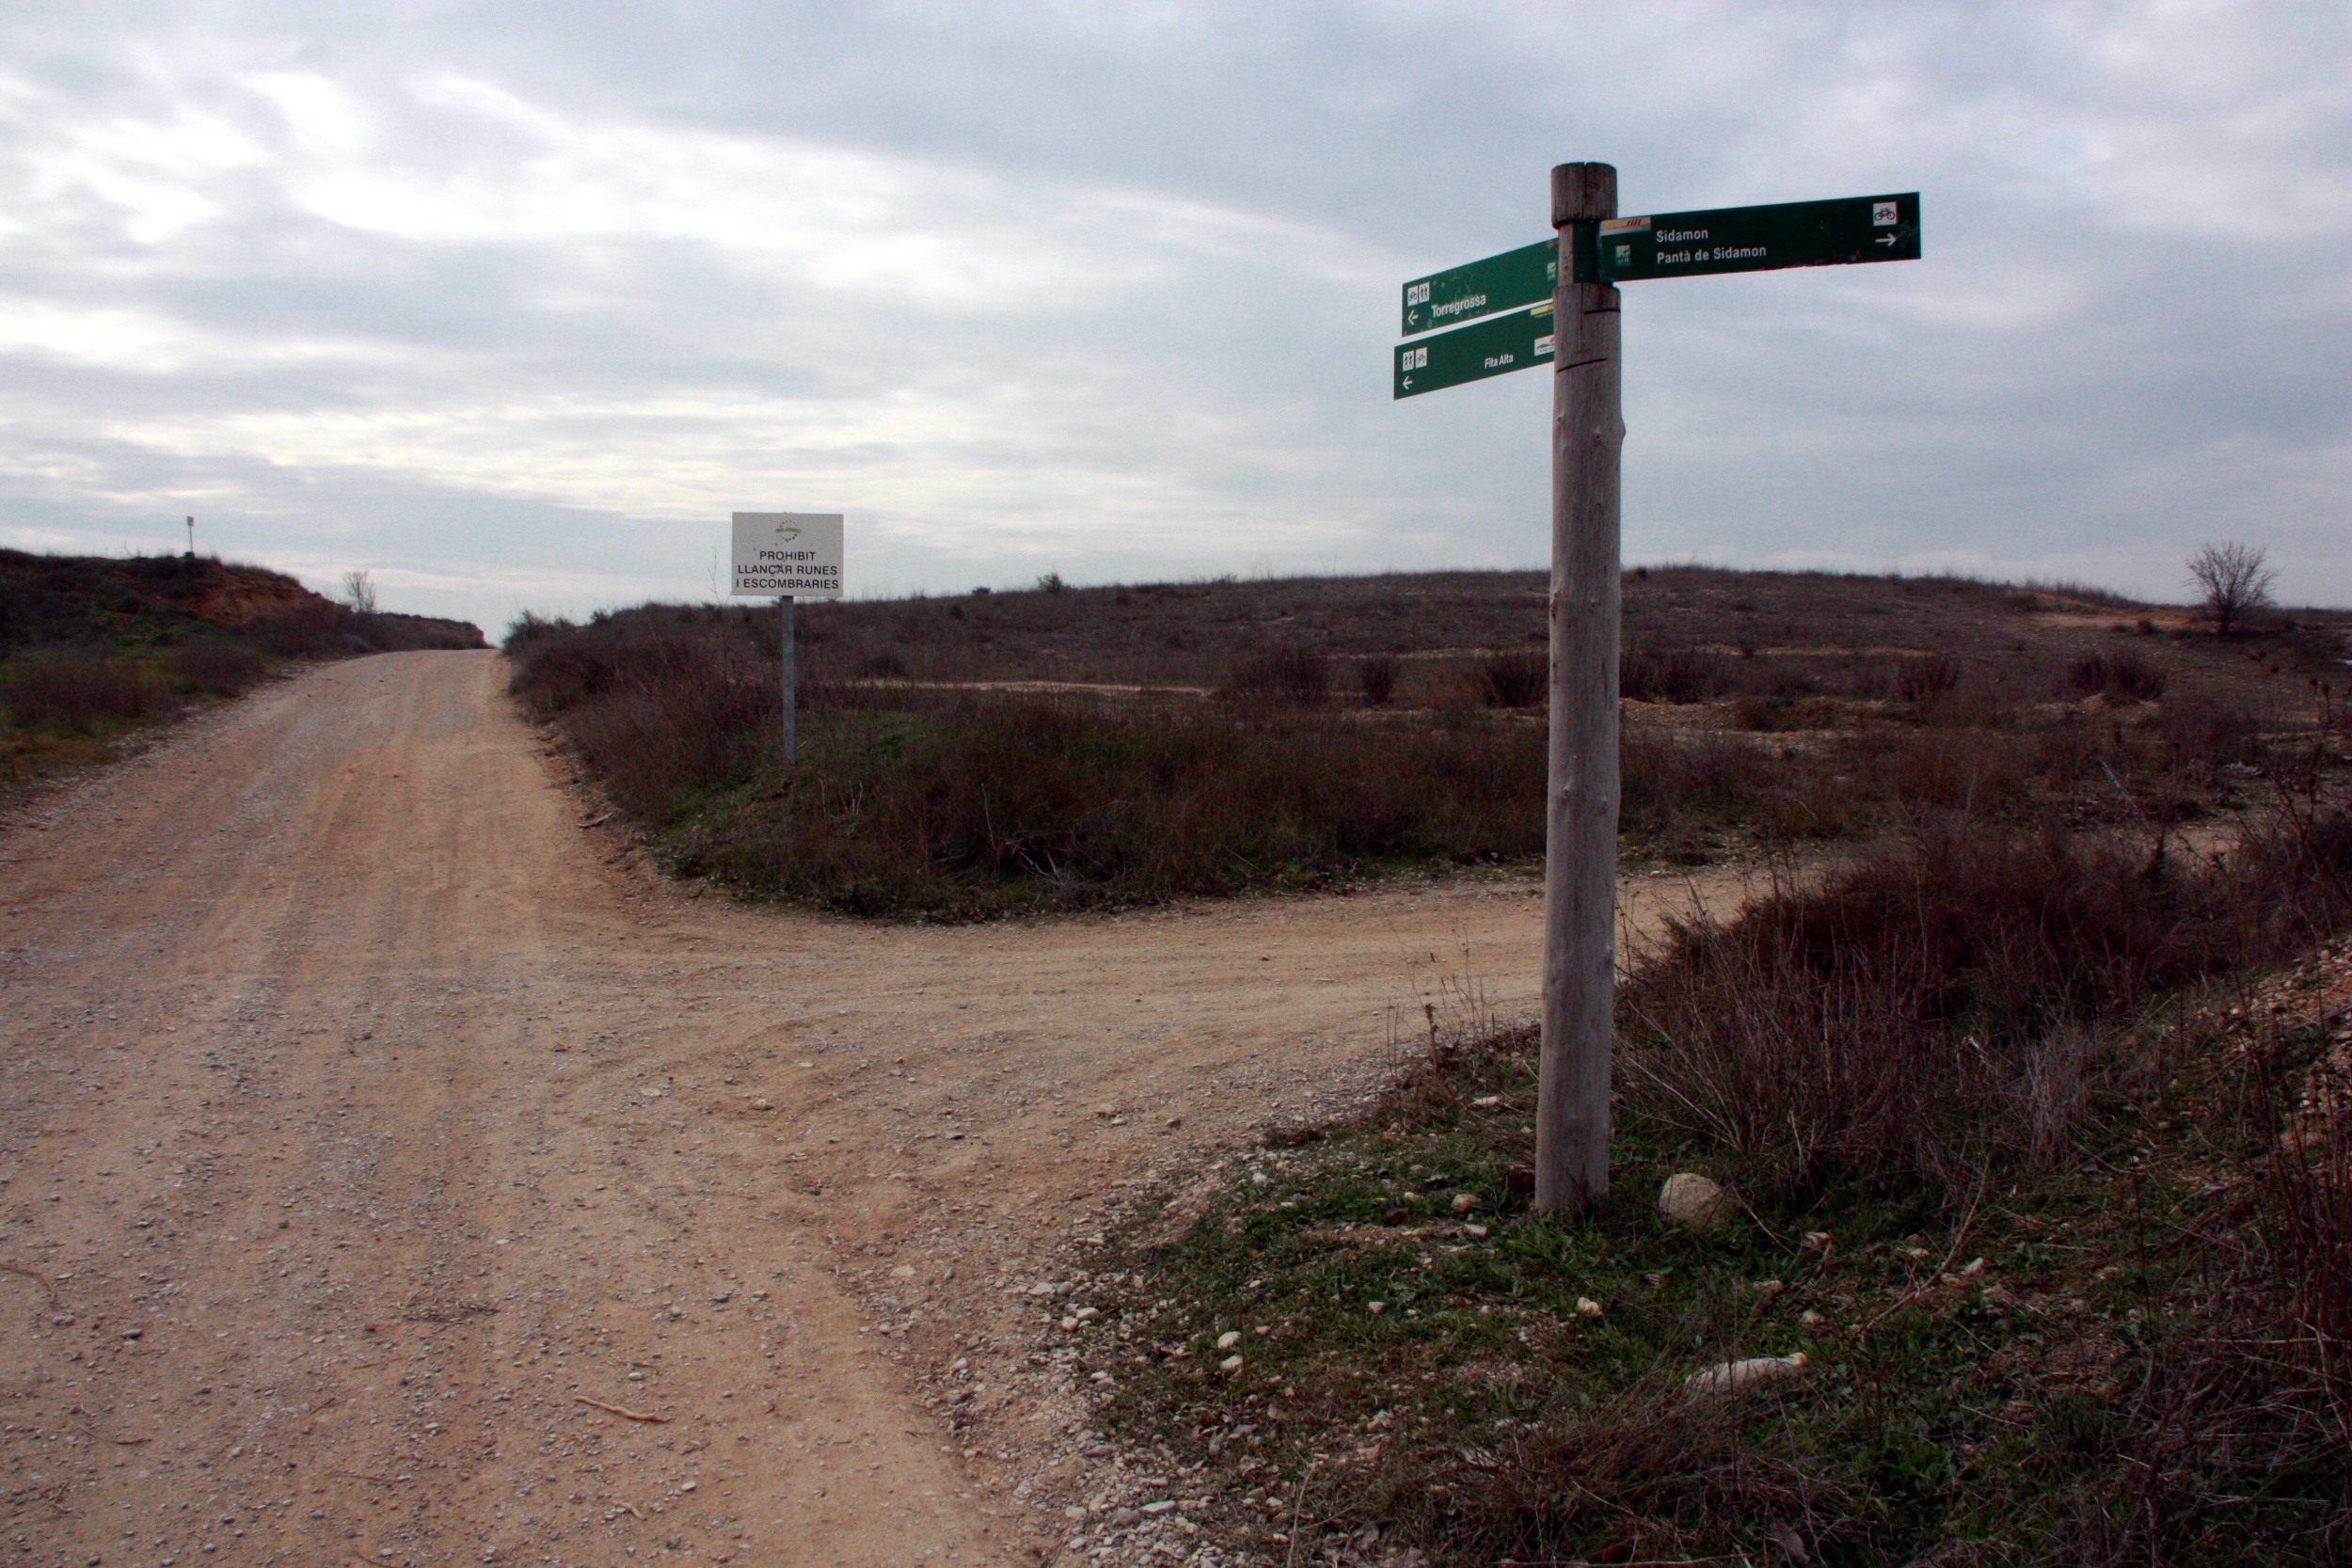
[{"x1": 0, "y1": 651, "x2": 1743, "y2": 1567}]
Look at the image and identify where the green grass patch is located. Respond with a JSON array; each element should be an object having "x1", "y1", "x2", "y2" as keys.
[{"x1": 1080, "y1": 1018, "x2": 2345, "y2": 1565}]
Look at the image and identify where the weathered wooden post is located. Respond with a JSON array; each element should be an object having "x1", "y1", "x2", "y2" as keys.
[{"x1": 1535, "y1": 163, "x2": 1623, "y2": 1216}]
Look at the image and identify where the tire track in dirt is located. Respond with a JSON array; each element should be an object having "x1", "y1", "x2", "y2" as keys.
[{"x1": 0, "y1": 651, "x2": 1746, "y2": 1566}]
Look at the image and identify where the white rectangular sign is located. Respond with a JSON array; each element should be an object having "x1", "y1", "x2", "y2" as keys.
[{"x1": 731, "y1": 513, "x2": 844, "y2": 598}]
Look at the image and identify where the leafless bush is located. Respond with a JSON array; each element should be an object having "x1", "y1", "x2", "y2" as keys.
[
  {"x1": 1359, "y1": 655, "x2": 1399, "y2": 706},
  {"x1": 505, "y1": 608, "x2": 1572, "y2": 913},
  {"x1": 2153, "y1": 693, "x2": 2264, "y2": 772},
  {"x1": 245, "y1": 603, "x2": 480, "y2": 657},
  {"x1": 1625, "y1": 805, "x2": 2352, "y2": 1196},
  {"x1": 1620, "y1": 732, "x2": 1782, "y2": 849},
  {"x1": 2187, "y1": 541, "x2": 2276, "y2": 637},
  {"x1": 1732, "y1": 690, "x2": 1833, "y2": 732}
]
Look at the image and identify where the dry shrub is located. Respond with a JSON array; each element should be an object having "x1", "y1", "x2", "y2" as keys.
[
  {"x1": 1619, "y1": 824, "x2": 2254, "y2": 1194},
  {"x1": 1476, "y1": 649, "x2": 1546, "y2": 708},
  {"x1": 2265, "y1": 1084, "x2": 2352, "y2": 1405},
  {"x1": 2, "y1": 657, "x2": 159, "y2": 731},
  {"x1": 1889, "y1": 727, "x2": 2038, "y2": 813},
  {"x1": 509, "y1": 620, "x2": 772, "y2": 818},
  {"x1": 568, "y1": 656, "x2": 770, "y2": 818},
  {"x1": 1622, "y1": 643, "x2": 1732, "y2": 704},
  {"x1": 1894, "y1": 652, "x2": 1963, "y2": 704},
  {"x1": 165, "y1": 643, "x2": 266, "y2": 694},
  {"x1": 1223, "y1": 643, "x2": 1328, "y2": 704},
  {"x1": 506, "y1": 606, "x2": 1573, "y2": 915},
  {"x1": 1444, "y1": 1372, "x2": 1858, "y2": 1562},
  {"x1": 2233, "y1": 806, "x2": 2352, "y2": 942},
  {"x1": 1733, "y1": 689, "x2": 1837, "y2": 732},
  {"x1": 674, "y1": 694, "x2": 1548, "y2": 916},
  {"x1": 506, "y1": 620, "x2": 618, "y2": 713},
  {"x1": 1620, "y1": 732, "x2": 1778, "y2": 846},
  {"x1": 2068, "y1": 650, "x2": 2168, "y2": 702},
  {"x1": 2154, "y1": 692, "x2": 2263, "y2": 770},
  {"x1": 245, "y1": 604, "x2": 480, "y2": 657},
  {"x1": 1359, "y1": 655, "x2": 1399, "y2": 706}
]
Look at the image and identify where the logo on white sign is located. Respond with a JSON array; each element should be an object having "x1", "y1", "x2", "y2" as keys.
[{"x1": 731, "y1": 513, "x2": 844, "y2": 598}]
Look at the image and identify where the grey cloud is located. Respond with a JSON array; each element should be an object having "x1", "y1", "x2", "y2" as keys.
[{"x1": 0, "y1": 1, "x2": 2345, "y2": 630}]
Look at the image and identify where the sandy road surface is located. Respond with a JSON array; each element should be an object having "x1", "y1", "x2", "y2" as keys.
[{"x1": 0, "y1": 652, "x2": 1744, "y2": 1568}]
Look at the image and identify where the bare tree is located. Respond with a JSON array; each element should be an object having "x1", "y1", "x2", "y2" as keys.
[
  {"x1": 2185, "y1": 541, "x2": 2274, "y2": 637},
  {"x1": 340, "y1": 569, "x2": 377, "y2": 614}
]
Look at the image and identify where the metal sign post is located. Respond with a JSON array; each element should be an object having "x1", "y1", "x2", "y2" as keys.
[
  {"x1": 1393, "y1": 173, "x2": 1919, "y2": 1216},
  {"x1": 779, "y1": 594, "x2": 797, "y2": 768},
  {"x1": 730, "y1": 513, "x2": 845, "y2": 771}
]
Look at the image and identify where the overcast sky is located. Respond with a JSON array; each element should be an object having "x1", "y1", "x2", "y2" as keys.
[{"x1": 1, "y1": 2, "x2": 2345, "y2": 628}]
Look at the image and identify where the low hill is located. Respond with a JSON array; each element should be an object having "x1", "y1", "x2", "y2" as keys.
[
  {"x1": 2, "y1": 549, "x2": 485, "y2": 795},
  {"x1": 781, "y1": 564, "x2": 2348, "y2": 699},
  {"x1": 0, "y1": 548, "x2": 484, "y2": 657}
]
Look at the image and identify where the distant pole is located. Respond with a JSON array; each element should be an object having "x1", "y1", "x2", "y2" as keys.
[
  {"x1": 779, "y1": 594, "x2": 797, "y2": 769},
  {"x1": 1535, "y1": 162, "x2": 1623, "y2": 1217},
  {"x1": 185, "y1": 515, "x2": 195, "y2": 557}
]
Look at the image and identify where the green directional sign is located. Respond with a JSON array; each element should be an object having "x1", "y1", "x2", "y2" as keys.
[
  {"x1": 1394, "y1": 303, "x2": 1553, "y2": 398},
  {"x1": 1393, "y1": 190, "x2": 1919, "y2": 398},
  {"x1": 1589, "y1": 193, "x2": 1919, "y2": 283},
  {"x1": 1401, "y1": 239, "x2": 1557, "y2": 336}
]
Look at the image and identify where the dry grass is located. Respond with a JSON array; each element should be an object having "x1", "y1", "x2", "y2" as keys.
[
  {"x1": 1, "y1": 658, "x2": 161, "y2": 732},
  {"x1": 504, "y1": 574, "x2": 2349, "y2": 915}
]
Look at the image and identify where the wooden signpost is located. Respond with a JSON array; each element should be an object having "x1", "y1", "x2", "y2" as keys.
[{"x1": 1395, "y1": 169, "x2": 1920, "y2": 1215}]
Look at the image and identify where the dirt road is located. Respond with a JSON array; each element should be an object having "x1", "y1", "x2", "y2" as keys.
[{"x1": 0, "y1": 652, "x2": 1745, "y2": 1568}]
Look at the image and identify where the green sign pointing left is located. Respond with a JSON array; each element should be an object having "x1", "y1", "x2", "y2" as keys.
[
  {"x1": 1401, "y1": 239, "x2": 1556, "y2": 336},
  {"x1": 1394, "y1": 303, "x2": 1554, "y2": 398}
]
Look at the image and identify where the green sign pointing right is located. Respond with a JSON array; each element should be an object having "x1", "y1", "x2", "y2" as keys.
[{"x1": 1592, "y1": 193, "x2": 1919, "y2": 282}]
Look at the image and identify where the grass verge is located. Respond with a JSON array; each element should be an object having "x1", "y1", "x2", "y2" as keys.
[{"x1": 1062, "y1": 813, "x2": 2352, "y2": 1566}]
